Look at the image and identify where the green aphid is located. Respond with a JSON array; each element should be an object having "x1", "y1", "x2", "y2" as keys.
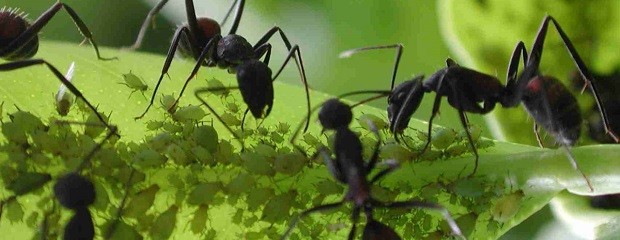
[
  {"x1": 453, "y1": 178, "x2": 486, "y2": 198},
  {"x1": 160, "y1": 94, "x2": 177, "y2": 114},
  {"x1": 477, "y1": 139, "x2": 495, "y2": 149},
  {"x1": 145, "y1": 120, "x2": 164, "y2": 131},
  {"x1": 261, "y1": 191, "x2": 296, "y2": 223},
  {"x1": 225, "y1": 101, "x2": 239, "y2": 113},
  {"x1": 133, "y1": 149, "x2": 167, "y2": 169},
  {"x1": 149, "y1": 205, "x2": 178, "y2": 240},
  {"x1": 246, "y1": 187, "x2": 274, "y2": 211},
  {"x1": 1, "y1": 122, "x2": 28, "y2": 145},
  {"x1": 357, "y1": 113, "x2": 388, "y2": 131},
  {"x1": 124, "y1": 185, "x2": 160, "y2": 219},
  {"x1": 55, "y1": 62, "x2": 76, "y2": 116},
  {"x1": 187, "y1": 182, "x2": 221, "y2": 205},
  {"x1": 119, "y1": 71, "x2": 149, "y2": 99},
  {"x1": 190, "y1": 205, "x2": 209, "y2": 235},
  {"x1": 220, "y1": 112, "x2": 241, "y2": 126},
  {"x1": 256, "y1": 126, "x2": 269, "y2": 136},
  {"x1": 148, "y1": 132, "x2": 174, "y2": 152},
  {"x1": 214, "y1": 140, "x2": 235, "y2": 164},
  {"x1": 206, "y1": 78, "x2": 229, "y2": 96},
  {"x1": 380, "y1": 143, "x2": 414, "y2": 163},
  {"x1": 162, "y1": 122, "x2": 183, "y2": 133},
  {"x1": 492, "y1": 191, "x2": 524, "y2": 223},
  {"x1": 118, "y1": 167, "x2": 145, "y2": 186},
  {"x1": 9, "y1": 110, "x2": 46, "y2": 134},
  {"x1": 172, "y1": 105, "x2": 206, "y2": 122},
  {"x1": 0, "y1": 101, "x2": 4, "y2": 121},
  {"x1": 315, "y1": 180, "x2": 344, "y2": 196},
  {"x1": 166, "y1": 144, "x2": 190, "y2": 166},
  {"x1": 270, "y1": 131, "x2": 285, "y2": 143},
  {"x1": 273, "y1": 152, "x2": 307, "y2": 175},
  {"x1": 226, "y1": 173, "x2": 255, "y2": 195},
  {"x1": 104, "y1": 220, "x2": 143, "y2": 240},
  {"x1": 4, "y1": 199, "x2": 24, "y2": 223},
  {"x1": 241, "y1": 152, "x2": 275, "y2": 176},
  {"x1": 192, "y1": 146, "x2": 214, "y2": 165},
  {"x1": 445, "y1": 143, "x2": 468, "y2": 157},
  {"x1": 419, "y1": 149, "x2": 442, "y2": 161},
  {"x1": 431, "y1": 128, "x2": 457, "y2": 149},
  {"x1": 192, "y1": 125, "x2": 218, "y2": 153},
  {"x1": 276, "y1": 122, "x2": 290, "y2": 134},
  {"x1": 7, "y1": 172, "x2": 51, "y2": 196},
  {"x1": 458, "y1": 124, "x2": 482, "y2": 143},
  {"x1": 84, "y1": 112, "x2": 109, "y2": 138},
  {"x1": 302, "y1": 133, "x2": 321, "y2": 147},
  {"x1": 253, "y1": 143, "x2": 277, "y2": 158},
  {"x1": 25, "y1": 211, "x2": 39, "y2": 228},
  {"x1": 93, "y1": 180, "x2": 110, "y2": 211},
  {"x1": 232, "y1": 208, "x2": 244, "y2": 224}
]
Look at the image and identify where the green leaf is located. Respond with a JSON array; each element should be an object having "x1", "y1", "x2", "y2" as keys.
[{"x1": 1, "y1": 42, "x2": 620, "y2": 239}]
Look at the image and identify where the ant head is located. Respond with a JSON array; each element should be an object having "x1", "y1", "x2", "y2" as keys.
[
  {"x1": 319, "y1": 99, "x2": 353, "y2": 130},
  {"x1": 362, "y1": 219, "x2": 401, "y2": 240},
  {"x1": 54, "y1": 172, "x2": 96, "y2": 210},
  {"x1": 0, "y1": 9, "x2": 38, "y2": 60}
]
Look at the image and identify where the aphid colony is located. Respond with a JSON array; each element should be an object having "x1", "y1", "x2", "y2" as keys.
[{"x1": 0, "y1": 0, "x2": 614, "y2": 239}]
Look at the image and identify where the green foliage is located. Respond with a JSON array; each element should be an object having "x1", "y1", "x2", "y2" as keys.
[{"x1": 1, "y1": 42, "x2": 620, "y2": 240}]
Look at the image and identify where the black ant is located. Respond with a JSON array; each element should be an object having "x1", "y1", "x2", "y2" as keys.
[
  {"x1": 52, "y1": 121, "x2": 118, "y2": 239},
  {"x1": 131, "y1": 0, "x2": 311, "y2": 145},
  {"x1": 0, "y1": 2, "x2": 117, "y2": 133},
  {"x1": 282, "y1": 98, "x2": 463, "y2": 240},
  {"x1": 339, "y1": 16, "x2": 619, "y2": 181}
]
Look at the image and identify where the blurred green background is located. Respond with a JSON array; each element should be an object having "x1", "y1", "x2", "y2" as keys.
[{"x1": 3, "y1": 0, "x2": 599, "y2": 238}]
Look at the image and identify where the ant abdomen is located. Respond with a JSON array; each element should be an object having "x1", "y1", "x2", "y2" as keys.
[
  {"x1": 237, "y1": 59, "x2": 273, "y2": 118},
  {"x1": 0, "y1": 9, "x2": 38, "y2": 60},
  {"x1": 523, "y1": 76, "x2": 581, "y2": 145}
]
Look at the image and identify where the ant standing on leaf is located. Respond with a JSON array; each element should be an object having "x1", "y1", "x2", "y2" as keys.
[
  {"x1": 130, "y1": 0, "x2": 312, "y2": 150},
  {"x1": 339, "y1": 16, "x2": 618, "y2": 184},
  {"x1": 0, "y1": 2, "x2": 117, "y2": 133},
  {"x1": 282, "y1": 98, "x2": 464, "y2": 240}
]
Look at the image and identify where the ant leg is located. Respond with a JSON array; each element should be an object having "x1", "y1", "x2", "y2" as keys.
[
  {"x1": 369, "y1": 160, "x2": 399, "y2": 183},
  {"x1": 372, "y1": 199, "x2": 463, "y2": 238},
  {"x1": 533, "y1": 123, "x2": 545, "y2": 148},
  {"x1": 458, "y1": 109, "x2": 479, "y2": 176},
  {"x1": 364, "y1": 120, "x2": 382, "y2": 174},
  {"x1": 543, "y1": 16, "x2": 619, "y2": 142},
  {"x1": 134, "y1": 26, "x2": 197, "y2": 119},
  {"x1": 240, "y1": 108, "x2": 250, "y2": 132},
  {"x1": 0, "y1": 2, "x2": 115, "y2": 60},
  {"x1": 317, "y1": 147, "x2": 346, "y2": 183},
  {"x1": 0, "y1": 59, "x2": 115, "y2": 134},
  {"x1": 54, "y1": 120, "x2": 118, "y2": 172},
  {"x1": 391, "y1": 76, "x2": 425, "y2": 139},
  {"x1": 125, "y1": 0, "x2": 170, "y2": 50},
  {"x1": 420, "y1": 74, "x2": 445, "y2": 155},
  {"x1": 561, "y1": 145, "x2": 594, "y2": 192},
  {"x1": 172, "y1": 35, "x2": 222, "y2": 113},
  {"x1": 224, "y1": 0, "x2": 245, "y2": 35},
  {"x1": 347, "y1": 207, "x2": 361, "y2": 240},
  {"x1": 270, "y1": 44, "x2": 311, "y2": 133},
  {"x1": 254, "y1": 43, "x2": 272, "y2": 65},
  {"x1": 502, "y1": 41, "x2": 530, "y2": 107},
  {"x1": 220, "y1": 0, "x2": 240, "y2": 27},
  {"x1": 104, "y1": 167, "x2": 136, "y2": 238},
  {"x1": 281, "y1": 201, "x2": 344, "y2": 240},
  {"x1": 339, "y1": 44, "x2": 404, "y2": 91},
  {"x1": 195, "y1": 86, "x2": 245, "y2": 150}
]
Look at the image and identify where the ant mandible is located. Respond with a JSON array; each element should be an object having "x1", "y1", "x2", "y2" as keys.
[
  {"x1": 282, "y1": 98, "x2": 463, "y2": 239},
  {"x1": 131, "y1": 0, "x2": 312, "y2": 142},
  {"x1": 0, "y1": 2, "x2": 117, "y2": 133}
]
